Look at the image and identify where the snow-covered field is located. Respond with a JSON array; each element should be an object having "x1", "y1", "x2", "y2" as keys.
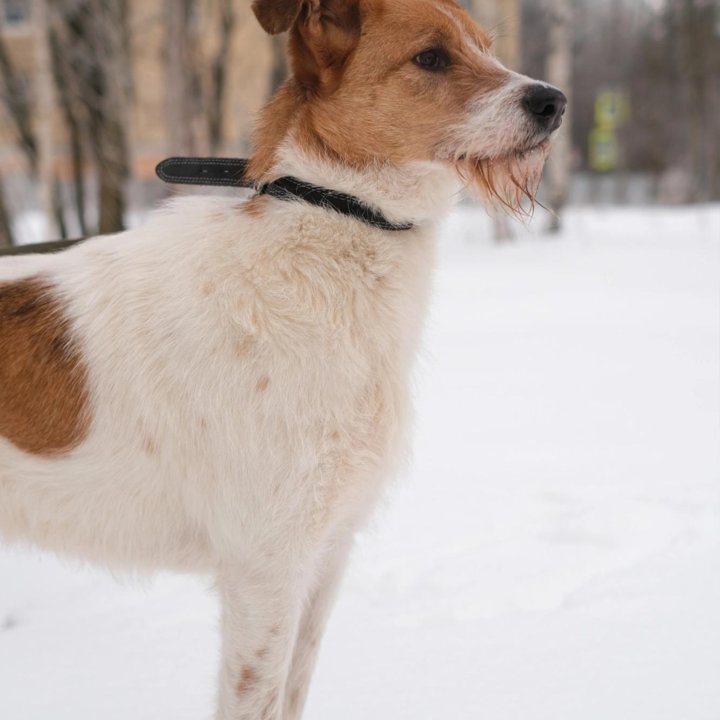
[{"x1": 1, "y1": 205, "x2": 719, "y2": 720}]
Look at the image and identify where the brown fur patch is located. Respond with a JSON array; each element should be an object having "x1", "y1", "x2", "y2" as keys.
[
  {"x1": 235, "y1": 335, "x2": 256, "y2": 358},
  {"x1": 236, "y1": 665, "x2": 257, "y2": 696},
  {"x1": 242, "y1": 194, "x2": 270, "y2": 220},
  {"x1": 142, "y1": 435, "x2": 158, "y2": 456},
  {"x1": 0, "y1": 277, "x2": 89, "y2": 456}
]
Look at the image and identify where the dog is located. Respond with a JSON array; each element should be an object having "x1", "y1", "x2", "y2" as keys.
[{"x1": 0, "y1": 1, "x2": 565, "y2": 717}]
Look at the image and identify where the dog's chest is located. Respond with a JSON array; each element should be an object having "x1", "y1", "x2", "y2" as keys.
[
  {"x1": 207, "y1": 227, "x2": 435, "y2": 524},
  {"x1": 75, "y1": 220, "x2": 436, "y2": 540}
]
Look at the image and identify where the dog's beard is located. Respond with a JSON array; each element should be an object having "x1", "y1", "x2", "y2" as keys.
[{"x1": 456, "y1": 140, "x2": 551, "y2": 219}]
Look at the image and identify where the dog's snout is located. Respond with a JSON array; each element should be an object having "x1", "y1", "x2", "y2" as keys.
[{"x1": 523, "y1": 85, "x2": 567, "y2": 132}]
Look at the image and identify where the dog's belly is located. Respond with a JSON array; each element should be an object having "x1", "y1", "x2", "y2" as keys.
[{"x1": 0, "y1": 435, "x2": 214, "y2": 571}]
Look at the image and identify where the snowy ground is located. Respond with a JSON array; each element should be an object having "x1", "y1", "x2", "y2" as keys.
[{"x1": 1, "y1": 205, "x2": 719, "y2": 720}]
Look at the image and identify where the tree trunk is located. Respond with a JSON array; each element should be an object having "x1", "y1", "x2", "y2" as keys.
[
  {"x1": 98, "y1": 174, "x2": 124, "y2": 235},
  {"x1": 96, "y1": 117, "x2": 128, "y2": 235},
  {"x1": 0, "y1": 176, "x2": 13, "y2": 247},
  {"x1": 165, "y1": 0, "x2": 197, "y2": 154},
  {"x1": 208, "y1": 0, "x2": 236, "y2": 153},
  {"x1": 48, "y1": 27, "x2": 87, "y2": 236},
  {"x1": 545, "y1": 0, "x2": 572, "y2": 233},
  {"x1": 34, "y1": 0, "x2": 66, "y2": 239},
  {"x1": 51, "y1": 181, "x2": 68, "y2": 239},
  {"x1": 0, "y1": 31, "x2": 38, "y2": 171},
  {"x1": 50, "y1": 0, "x2": 132, "y2": 235},
  {"x1": 680, "y1": 0, "x2": 718, "y2": 202}
]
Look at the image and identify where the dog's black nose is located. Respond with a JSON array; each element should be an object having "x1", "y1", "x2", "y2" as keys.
[{"x1": 523, "y1": 85, "x2": 567, "y2": 132}]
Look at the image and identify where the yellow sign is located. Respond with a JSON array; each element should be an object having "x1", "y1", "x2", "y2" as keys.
[
  {"x1": 589, "y1": 89, "x2": 630, "y2": 172},
  {"x1": 589, "y1": 127, "x2": 620, "y2": 173},
  {"x1": 595, "y1": 91, "x2": 631, "y2": 129}
]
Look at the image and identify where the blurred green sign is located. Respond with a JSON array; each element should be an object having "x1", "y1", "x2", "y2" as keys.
[
  {"x1": 589, "y1": 127, "x2": 620, "y2": 173},
  {"x1": 589, "y1": 89, "x2": 630, "y2": 172},
  {"x1": 595, "y1": 91, "x2": 631, "y2": 129}
]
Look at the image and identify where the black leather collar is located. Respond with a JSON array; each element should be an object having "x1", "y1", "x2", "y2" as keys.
[{"x1": 156, "y1": 157, "x2": 414, "y2": 233}]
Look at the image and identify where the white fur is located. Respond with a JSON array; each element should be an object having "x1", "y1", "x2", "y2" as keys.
[
  {"x1": 441, "y1": 69, "x2": 546, "y2": 162},
  {"x1": 0, "y1": 147, "x2": 457, "y2": 720}
]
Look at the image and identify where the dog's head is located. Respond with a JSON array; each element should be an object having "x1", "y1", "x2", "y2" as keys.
[{"x1": 251, "y1": 0, "x2": 566, "y2": 215}]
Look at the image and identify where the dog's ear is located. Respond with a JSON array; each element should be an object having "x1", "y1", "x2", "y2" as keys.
[
  {"x1": 253, "y1": 0, "x2": 362, "y2": 92},
  {"x1": 252, "y1": 0, "x2": 304, "y2": 35},
  {"x1": 289, "y1": 0, "x2": 362, "y2": 91}
]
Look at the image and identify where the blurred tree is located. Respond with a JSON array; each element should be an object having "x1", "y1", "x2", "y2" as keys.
[
  {"x1": 544, "y1": 0, "x2": 572, "y2": 232},
  {"x1": 48, "y1": 0, "x2": 132, "y2": 234},
  {"x1": 165, "y1": 0, "x2": 197, "y2": 154},
  {"x1": 164, "y1": 0, "x2": 238, "y2": 155},
  {"x1": 0, "y1": 5, "x2": 68, "y2": 240},
  {"x1": 34, "y1": 0, "x2": 67, "y2": 240},
  {"x1": 48, "y1": 24, "x2": 87, "y2": 235},
  {"x1": 678, "y1": 0, "x2": 720, "y2": 200},
  {"x1": 0, "y1": 175, "x2": 12, "y2": 247},
  {"x1": 0, "y1": 32, "x2": 27, "y2": 245},
  {"x1": 1, "y1": 0, "x2": 276, "y2": 242},
  {"x1": 0, "y1": 30, "x2": 37, "y2": 169},
  {"x1": 207, "y1": 0, "x2": 236, "y2": 153}
]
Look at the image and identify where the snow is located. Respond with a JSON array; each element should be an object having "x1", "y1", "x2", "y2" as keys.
[{"x1": 1, "y1": 204, "x2": 719, "y2": 719}]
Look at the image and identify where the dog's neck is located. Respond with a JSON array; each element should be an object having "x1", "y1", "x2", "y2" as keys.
[
  {"x1": 247, "y1": 82, "x2": 463, "y2": 229},
  {"x1": 268, "y1": 140, "x2": 462, "y2": 228}
]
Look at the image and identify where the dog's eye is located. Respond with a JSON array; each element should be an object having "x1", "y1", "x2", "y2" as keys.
[{"x1": 413, "y1": 49, "x2": 449, "y2": 71}]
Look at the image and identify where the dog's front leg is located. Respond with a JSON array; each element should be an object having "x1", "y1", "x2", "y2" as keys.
[
  {"x1": 283, "y1": 535, "x2": 354, "y2": 720},
  {"x1": 216, "y1": 565, "x2": 304, "y2": 720}
]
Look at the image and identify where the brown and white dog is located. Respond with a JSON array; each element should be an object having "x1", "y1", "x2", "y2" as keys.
[{"x1": 0, "y1": 1, "x2": 565, "y2": 718}]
